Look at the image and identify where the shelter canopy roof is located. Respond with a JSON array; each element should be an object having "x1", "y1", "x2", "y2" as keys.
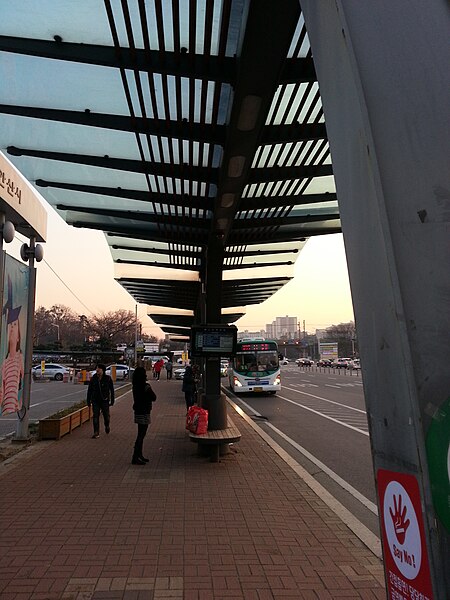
[{"x1": 0, "y1": 1, "x2": 339, "y2": 334}]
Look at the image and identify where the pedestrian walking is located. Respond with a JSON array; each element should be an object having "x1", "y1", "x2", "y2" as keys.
[
  {"x1": 165, "y1": 359, "x2": 173, "y2": 380},
  {"x1": 182, "y1": 365, "x2": 196, "y2": 411},
  {"x1": 153, "y1": 359, "x2": 163, "y2": 381},
  {"x1": 131, "y1": 366, "x2": 156, "y2": 465},
  {"x1": 86, "y1": 363, "x2": 115, "y2": 438}
]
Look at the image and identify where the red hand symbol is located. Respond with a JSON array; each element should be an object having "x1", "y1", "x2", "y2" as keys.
[{"x1": 389, "y1": 493, "x2": 410, "y2": 544}]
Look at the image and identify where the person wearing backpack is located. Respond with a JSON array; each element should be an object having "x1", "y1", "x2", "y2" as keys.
[{"x1": 131, "y1": 366, "x2": 156, "y2": 465}]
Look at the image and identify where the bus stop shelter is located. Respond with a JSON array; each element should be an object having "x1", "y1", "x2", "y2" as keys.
[{"x1": 0, "y1": 2, "x2": 449, "y2": 597}]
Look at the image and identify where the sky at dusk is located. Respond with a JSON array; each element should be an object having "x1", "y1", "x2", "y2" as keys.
[{"x1": 7, "y1": 202, "x2": 354, "y2": 339}]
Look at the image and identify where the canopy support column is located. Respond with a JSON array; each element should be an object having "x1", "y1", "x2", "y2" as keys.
[{"x1": 201, "y1": 236, "x2": 226, "y2": 430}]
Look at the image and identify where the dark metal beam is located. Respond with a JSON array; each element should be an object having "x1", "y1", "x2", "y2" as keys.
[
  {"x1": 0, "y1": 105, "x2": 225, "y2": 145},
  {"x1": 0, "y1": 35, "x2": 314, "y2": 84},
  {"x1": 225, "y1": 247, "x2": 299, "y2": 257},
  {"x1": 57, "y1": 204, "x2": 211, "y2": 230},
  {"x1": 229, "y1": 226, "x2": 341, "y2": 245},
  {"x1": 112, "y1": 245, "x2": 202, "y2": 259},
  {"x1": 71, "y1": 221, "x2": 209, "y2": 245},
  {"x1": 223, "y1": 260, "x2": 294, "y2": 270},
  {"x1": 231, "y1": 212, "x2": 340, "y2": 229},
  {"x1": 0, "y1": 104, "x2": 325, "y2": 146},
  {"x1": 249, "y1": 163, "x2": 332, "y2": 183},
  {"x1": 0, "y1": 35, "x2": 236, "y2": 82},
  {"x1": 115, "y1": 258, "x2": 200, "y2": 271},
  {"x1": 37, "y1": 179, "x2": 213, "y2": 210},
  {"x1": 8, "y1": 146, "x2": 218, "y2": 183},
  {"x1": 240, "y1": 192, "x2": 337, "y2": 211}
]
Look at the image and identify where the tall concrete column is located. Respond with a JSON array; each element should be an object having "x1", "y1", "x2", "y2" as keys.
[{"x1": 301, "y1": 2, "x2": 449, "y2": 597}]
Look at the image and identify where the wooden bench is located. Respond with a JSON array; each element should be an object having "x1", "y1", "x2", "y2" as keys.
[{"x1": 189, "y1": 416, "x2": 241, "y2": 462}]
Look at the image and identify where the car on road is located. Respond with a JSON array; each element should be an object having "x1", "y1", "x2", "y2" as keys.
[
  {"x1": 32, "y1": 363, "x2": 70, "y2": 381},
  {"x1": 347, "y1": 359, "x2": 361, "y2": 370},
  {"x1": 107, "y1": 364, "x2": 131, "y2": 380},
  {"x1": 280, "y1": 358, "x2": 290, "y2": 365},
  {"x1": 220, "y1": 361, "x2": 229, "y2": 377},
  {"x1": 174, "y1": 367, "x2": 186, "y2": 380},
  {"x1": 332, "y1": 358, "x2": 351, "y2": 369},
  {"x1": 316, "y1": 359, "x2": 333, "y2": 367},
  {"x1": 296, "y1": 358, "x2": 314, "y2": 367}
]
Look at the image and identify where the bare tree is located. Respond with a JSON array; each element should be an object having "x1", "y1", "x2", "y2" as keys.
[{"x1": 89, "y1": 309, "x2": 139, "y2": 347}]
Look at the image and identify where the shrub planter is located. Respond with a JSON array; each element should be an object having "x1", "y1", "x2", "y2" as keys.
[{"x1": 39, "y1": 404, "x2": 93, "y2": 440}]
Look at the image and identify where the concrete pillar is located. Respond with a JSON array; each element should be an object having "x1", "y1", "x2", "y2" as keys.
[{"x1": 300, "y1": 2, "x2": 450, "y2": 597}]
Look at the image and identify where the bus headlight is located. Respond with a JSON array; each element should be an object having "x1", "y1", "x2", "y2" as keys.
[
  {"x1": 233, "y1": 377, "x2": 243, "y2": 387},
  {"x1": 274, "y1": 375, "x2": 281, "y2": 385}
]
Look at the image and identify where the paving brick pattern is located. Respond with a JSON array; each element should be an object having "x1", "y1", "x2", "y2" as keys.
[{"x1": 0, "y1": 380, "x2": 386, "y2": 599}]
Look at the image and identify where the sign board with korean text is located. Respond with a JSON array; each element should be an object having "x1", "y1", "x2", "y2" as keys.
[
  {"x1": 0, "y1": 152, "x2": 47, "y2": 241},
  {"x1": 377, "y1": 469, "x2": 434, "y2": 599}
]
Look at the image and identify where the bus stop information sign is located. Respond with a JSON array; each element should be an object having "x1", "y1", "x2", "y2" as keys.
[
  {"x1": 190, "y1": 324, "x2": 237, "y2": 357},
  {"x1": 377, "y1": 469, "x2": 434, "y2": 599}
]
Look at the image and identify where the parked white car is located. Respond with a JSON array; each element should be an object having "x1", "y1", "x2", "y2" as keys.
[
  {"x1": 32, "y1": 363, "x2": 70, "y2": 381},
  {"x1": 89, "y1": 364, "x2": 131, "y2": 380}
]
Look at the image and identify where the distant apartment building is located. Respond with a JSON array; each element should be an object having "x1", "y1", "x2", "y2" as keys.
[
  {"x1": 266, "y1": 316, "x2": 298, "y2": 340},
  {"x1": 237, "y1": 329, "x2": 266, "y2": 340}
]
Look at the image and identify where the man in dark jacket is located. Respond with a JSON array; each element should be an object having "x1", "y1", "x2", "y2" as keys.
[{"x1": 87, "y1": 363, "x2": 115, "y2": 438}]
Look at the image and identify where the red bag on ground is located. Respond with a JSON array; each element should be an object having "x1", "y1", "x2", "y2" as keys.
[{"x1": 186, "y1": 406, "x2": 208, "y2": 434}]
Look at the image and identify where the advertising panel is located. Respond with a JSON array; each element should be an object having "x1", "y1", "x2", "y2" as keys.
[
  {"x1": 0, "y1": 254, "x2": 30, "y2": 416},
  {"x1": 319, "y1": 341, "x2": 338, "y2": 360}
]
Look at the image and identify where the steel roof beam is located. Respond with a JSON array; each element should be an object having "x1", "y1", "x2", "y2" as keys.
[
  {"x1": 0, "y1": 104, "x2": 225, "y2": 145},
  {"x1": 37, "y1": 179, "x2": 213, "y2": 210},
  {"x1": 240, "y1": 192, "x2": 337, "y2": 211},
  {"x1": 115, "y1": 258, "x2": 200, "y2": 271},
  {"x1": 71, "y1": 221, "x2": 209, "y2": 245},
  {"x1": 229, "y1": 226, "x2": 341, "y2": 245},
  {"x1": 56, "y1": 204, "x2": 211, "y2": 230},
  {"x1": 0, "y1": 104, "x2": 326, "y2": 146},
  {"x1": 112, "y1": 245, "x2": 202, "y2": 259},
  {"x1": 249, "y1": 163, "x2": 332, "y2": 183},
  {"x1": 0, "y1": 35, "x2": 314, "y2": 84},
  {"x1": 231, "y1": 212, "x2": 340, "y2": 229},
  {"x1": 8, "y1": 146, "x2": 218, "y2": 182}
]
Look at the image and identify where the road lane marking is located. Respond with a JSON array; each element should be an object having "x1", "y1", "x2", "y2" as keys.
[
  {"x1": 265, "y1": 422, "x2": 378, "y2": 514},
  {"x1": 325, "y1": 384, "x2": 341, "y2": 389},
  {"x1": 276, "y1": 393, "x2": 369, "y2": 436},
  {"x1": 283, "y1": 386, "x2": 366, "y2": 413},
  {"x1": 226, "y1": 395, "x2": 381, "y2": 558}
]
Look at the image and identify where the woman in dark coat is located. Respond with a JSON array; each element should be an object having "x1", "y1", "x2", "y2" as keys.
[
  {"x1": 131, "y1": 366, "x2": 156, "y2": 465},
  {"x1": 182, "y1": 365, "x2": 196, "y2": 411}
]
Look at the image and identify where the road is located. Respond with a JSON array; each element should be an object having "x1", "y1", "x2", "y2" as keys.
[
  {"x1": 227, "y1": 363, "x2": 380, "y2": 538},
  {"x1": 0, "y1": 379, "x2": 130, "y2": 439}
]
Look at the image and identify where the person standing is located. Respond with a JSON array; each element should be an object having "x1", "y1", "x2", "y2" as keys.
[
  {"x1": 165, "y1": 359, "x2": 173, "y2": 380},
  {"x1": 182, "y1": 365, "x2": 196, "y2": 411},
  {"x1": 132, "y1": 366, "x2": 156, "y2": 465},
  {"x1": 87, "y1": 363, "x2": 115, "y2": 438}
]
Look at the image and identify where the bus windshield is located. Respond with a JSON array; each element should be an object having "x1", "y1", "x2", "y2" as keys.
[{"x1": 235, "y1": 350, "x2": 279, "y2": 375}]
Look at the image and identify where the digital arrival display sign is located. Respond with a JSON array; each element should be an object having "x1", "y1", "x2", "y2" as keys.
[{"x1": 190, "y1": 324, "x2": 237, "y2": 357}]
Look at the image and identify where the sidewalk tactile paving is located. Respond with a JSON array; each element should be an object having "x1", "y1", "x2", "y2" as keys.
[{"x1": 0, "y1": 380, "x2": 385, "y2": 599}]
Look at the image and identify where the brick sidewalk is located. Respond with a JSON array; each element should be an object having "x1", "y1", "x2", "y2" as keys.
[{"x1": 0, "y1": 380, "x2": 386, "y2": 599}]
